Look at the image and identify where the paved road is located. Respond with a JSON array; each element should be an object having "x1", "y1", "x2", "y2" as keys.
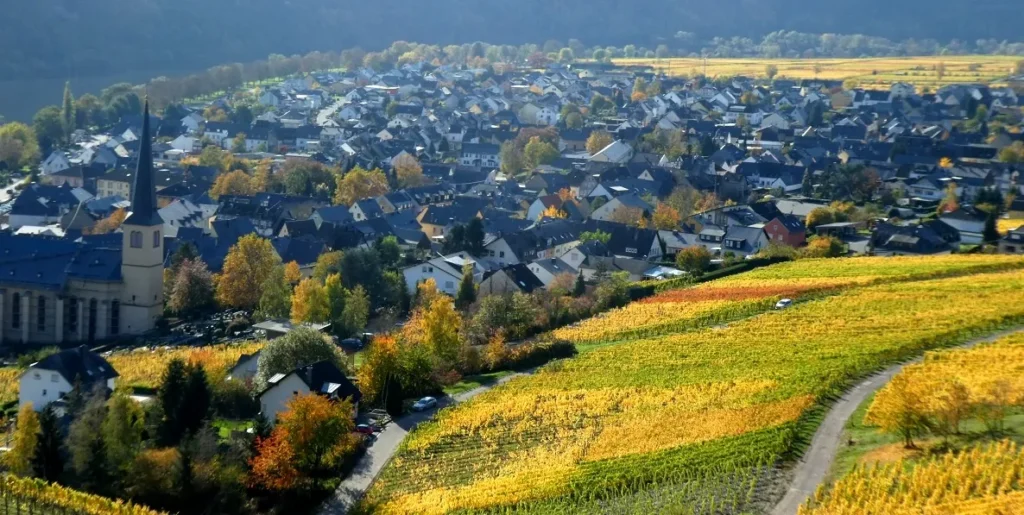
[
  {"x1": 319, "y1": 371, "x2": 528, "y2": 515},
  {"x1": 772, "y1": 328, "x2": 1024, "y2": 515},
  {"x1": 316, "y1": 99, "x2": 344, "y2": 127},
  {"x1": 0, "y1": 176, "x2": 23, "y2": 204}
]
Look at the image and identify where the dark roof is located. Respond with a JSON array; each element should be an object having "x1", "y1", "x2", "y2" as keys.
[
  {"x1": 31, "y1": 346, "x2": 119, "y2": 383},
  {"x1": 498, "y1": 263, "x2": 544, "y2": 293},
  {"x1": 272, "y1": 236, "x2": 327, "y2": 266},
  {"x1": 582, "y1": 220, "x2": 659, "y2": 259},
  {"x1": 267, "y1": 360, "x2": 361, "y2": 404},
  {"x1": 123, "y1": 101, "x2": 163, "y2": 227},
  {"x1": 0, "y1": 234, "x2": 122, "y2": 290}
]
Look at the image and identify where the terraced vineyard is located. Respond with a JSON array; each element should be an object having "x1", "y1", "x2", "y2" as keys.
[{"x1": 362, "y1": 255, "x2": 1024, "y2": 514}]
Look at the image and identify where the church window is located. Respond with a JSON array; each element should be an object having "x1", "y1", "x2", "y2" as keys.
[
  {"x1": 130, "y1": 231, "x2": 143, "y2": 248},
  {"x1": 67, "y1": 297, "x2": 78, "y2": 333},
  {"x1": 110, "y1": 300, "x2": 120, "y2": 336},
  {"x1": 11, "y1": 292, "x2": 20, "y2": 329},
  {"x1": 153, "y1": 230, "x2": 161, "y2": 248},
  {"x1": 37, "y1": 296, "x2": 46, "y2": 332}
]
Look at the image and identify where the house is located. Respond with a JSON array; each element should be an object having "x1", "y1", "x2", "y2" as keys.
[
  {"x1": 589, "y1": 140, "x2": 634, "y2": 163},
  {"x1": 19, "y1": 346, "x2": 118, "y2": 411},
  {"x1": 589, "y1": 194, "x2": 652, "y2": 223},
  {"x1": 527, "y1": 258, "x2": 576, "y2": 287},
  {"x1": 938, "y1": 207, "x2": 987, "y2": 245},
  {"x1": 460, "y1": 143, "x2": 500, "y2": 168},
  {"x1": 401, "y1": 253, "x2": 480, "y2": 295},
  {"x1": 870, "y1": 221, "x2": 958, "y2": 256},
  {"x1": 478, "y1": 264, "x2": 545, "y2": 296},
  {"x1": 228, "y1": 351, "x2": 261, "y2": 381},
  {"x1": 40, "y1": 151, "x2": 71, "y2": 176},
  {"x1": 763, "y1": 215, "x2": 806, "y2": 247},
  {"x1": 582, "y1": 221, "x2": 663, "y2": 261},
  {"x1": 998, "y1": 226, "x2": 1024, "y2": 254},
  {"x1": 259, "y1": 360, "x2": 361, "y2": 423},
  {"x1": 720, "y1": 226, "x2": 769, "y2": 257}
]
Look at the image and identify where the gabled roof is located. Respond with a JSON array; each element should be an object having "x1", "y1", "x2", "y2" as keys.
[
  {"x1": 28, "y1": 346, "x2": 119, "y2": 383},
  {"x1": 264, "y1": 360, "x2": 361, "y2": 404}
]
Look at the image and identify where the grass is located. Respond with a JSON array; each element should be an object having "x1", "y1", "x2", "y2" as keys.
[
  {"x1": 212, "y1": 419, "x2": 251, "y2": 440},
  {"x1": 442, "y1": 370, "x2": 516, "y2": 397},
  {"x1": 613, "y1": 55, "x2": 1020, "y2": 89}
]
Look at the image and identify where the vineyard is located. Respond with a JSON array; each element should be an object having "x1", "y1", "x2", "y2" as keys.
[
  {"x1": 0, "y1": 474, "x2": 165, "y2": 515},
  {"x1": 801, "y1": 440, "x2": 1024, "y2": 515},
  {"x1": 361, "y1": 256, "x2": 1024, "y2": 514}
]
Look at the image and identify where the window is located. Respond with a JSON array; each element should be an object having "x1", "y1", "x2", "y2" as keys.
[
  {"x1": 445, "y1": 281, "x2": 454, "y2": 290},
  {"x1": 110, "y1": 300, "x2": 120, "y2": 336},
  {"x1": 422, "y1": 266, "x2": 428, "y2": 273},
  {"x1": 37, "y1": 296, "x2": 46, "y2": 332},
  {"x1": 153, "y1": 230, "x2": 161, "y2": 248},
  {"x1": 11, "y1": 292, "x2": 20, "y2": 329},
  {"x1": 51, "y1": 373, "x2": 58, "y2": 383},
  {"x1": 67, "y1": 297, "x2": 78, "y2": 333},
  {"x1": 42, "y1": 389, "x2": 47, "y2": 397},
  {"x1": 130, "y1": 231, "x2": 142, "y2": 248},
  {"x1": 88, "y1": 299, "x2": 98, "y2": 341},
  {"x1": 33, "y1": 372, "x2": 40, "y2": 380},
  {"x1": 499, "y1": 251, "x2": 505, "y2": 258}
]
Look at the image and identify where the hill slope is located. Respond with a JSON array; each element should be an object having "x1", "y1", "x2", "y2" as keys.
[{"x1": 1, "y1": 0, "x2": 1022, "y2": 81}]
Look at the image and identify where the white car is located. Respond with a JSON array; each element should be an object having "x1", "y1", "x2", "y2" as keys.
[
  {"x1": 775, "y1": 299, "x2": 793, "y2": 310},
  {"x1": 412, "y1": 396, "x2": 438, "y2": 411}
]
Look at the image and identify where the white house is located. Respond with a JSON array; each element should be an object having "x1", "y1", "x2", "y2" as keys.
[
  {"x1": 401, "y1": 253, "x2": 482, "y2": 295},
  {"x1": 258, "y1": 361, "x2": 360, "y2": 423},
  {"x1": 19, "y1": 346, "x2": 118, "y2": 411},
  {"x1": 589, "y1": 140, "x2": 633, "y2": 164},
  {"x1": 40, "y1": 151, "x2": 71, "y2": 176},
  {"x1": 535, "y1": 106, "x2": 560, "y2": 126}
]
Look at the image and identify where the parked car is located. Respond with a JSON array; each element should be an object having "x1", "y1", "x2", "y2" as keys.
[
  {"x1": 355, "y1": 424, "x2": 375, "y2": 435},
  {"x1": 775, "y1": 298, "x2": 793, "y2": 310},
  {"x1": 412, "y1": 396, "x2": 438, "y2": 411}
]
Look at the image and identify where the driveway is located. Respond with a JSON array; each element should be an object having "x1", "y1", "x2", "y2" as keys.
[
  {"x1": 771, "y1": 328, "x2": 1024, "y2": 515},
  {"x1": 319, "y1": 371, "x2": 527, "y2": 514}
]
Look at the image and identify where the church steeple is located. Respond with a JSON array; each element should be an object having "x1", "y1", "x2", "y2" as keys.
[{"x1": 123, "y1": 100, "x2": 163, "y2": 226}]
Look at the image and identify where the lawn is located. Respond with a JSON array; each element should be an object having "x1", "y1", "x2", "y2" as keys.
[
  {"x1": 212, "y1": 419, "x2": 253, "y2": 440},
  {"x1": 613, "y1": 55, "x2": 1020, "y2": 89},
  {"x1": 442, "y1": 370, "x2": 516, "y2": 397}
]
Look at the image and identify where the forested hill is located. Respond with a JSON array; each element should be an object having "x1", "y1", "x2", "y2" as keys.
[{"x1": 2, "y1": 0, "x2": 1022, "y2": 81}]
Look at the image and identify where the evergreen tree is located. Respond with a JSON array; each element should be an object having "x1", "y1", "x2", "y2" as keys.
[
  {"x1": 32, "y1": 407, "x2": 64, "y2": 482},
  {"x1": 983, "y1": 208, "x2": 1000, "y2": 244},
  {"x1": 455, "y1": 264, "x2": 477, "y2": 310},
  {"x1": 465, "y1": 218, "x2": 485, "y2": 256},
  {"x1": 180, "y1": 364, "x2": 212, "y2": 438},
  {"x1": 802, "y1": 168, "x2": 814, "y2": 196},
  {"x1": 68, "y1": 392, "x2": 108, "y2": 492},
  {"x1": 61, "y1": 81, "x2": 76, "y2": 144},
  {"x1": 573, "y1": 272, "x2": 586, "y2": 297},
  {"x1": 157, "y1": 358, "x2": 189, "y2": 446}
]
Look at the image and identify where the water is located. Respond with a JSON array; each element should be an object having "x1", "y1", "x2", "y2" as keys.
[{"x1": 0, "y1": 69, "x2": 195, "y2": 122}]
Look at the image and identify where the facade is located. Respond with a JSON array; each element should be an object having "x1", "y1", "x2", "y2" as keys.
[
  {"x1": 19, "y1": 346, "x2": 118, "y2": 411},
  {"x1": 0, "y1": 103, "x2": 164, "y2": 345},
  {"x1": 258, "y1": 360, "x2": 361, "y2": 423}
]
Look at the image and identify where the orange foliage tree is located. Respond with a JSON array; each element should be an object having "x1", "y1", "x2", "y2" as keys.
[
  {"x1": 87, "y1": 207, "x2": 128, "y2": 235},
  {"x1": 208, "y1": 170, "x2": 256, "y2": 199}
]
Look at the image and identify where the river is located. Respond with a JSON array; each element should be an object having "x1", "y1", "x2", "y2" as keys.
[{"x1": 0, "y1": 69, "x2": 197, "y2": 122}]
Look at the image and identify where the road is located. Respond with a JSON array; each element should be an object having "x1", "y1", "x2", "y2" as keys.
[
  {"x1": 318, "y1": 371, "x2": 528, "y2": 515},
  {"x1": 316, "y1": 98, "x2": 345, "y2": 127},
  {"x1": 0, "y1": 176, "x2": 23, "y2": 204},
  {"x1": 771, "y1": 328, "x2": 1024, "y2": 515}
]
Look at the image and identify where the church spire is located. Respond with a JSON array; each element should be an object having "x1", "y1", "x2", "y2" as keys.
[{"x1": 124, "y1": 99, "x2": 163, "y2": 226}]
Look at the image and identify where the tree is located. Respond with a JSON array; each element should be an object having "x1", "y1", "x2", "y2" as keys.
[
  {"x1": 291, "y1": 278, "x2": 330, "y2": 324},
  {"x1": 170, "y1": 259, "x2": 215, "y2": 318},
  {"x1": 375, "y1": 236, "x2": 402, "y2": 269},
  {"x1": 676, "y1": 246, "x2": 712, "y2": 275},
  {"x1": 930, "y1": 380, "x2": 971, "y2": 441},
  {"x1": 86, "y1": 207, "x2": 128, "y2": 235},
  {"x1": 8, "y1": 403, "x2": 40, "y2": 476},
  {"x1": 216, "y1": 234, "x2": 280, "y2": 309},
  {"x1": 102, "y1": 393, "x2": 144, "y2": 478},
  {"x1": 180, "y1": 364, "x2": 212, "y2": 438},
  {"x1": 341, "y1": 285, "x2": 370, "y2": 336},
  {"x1": 590, "y1": 94, "x2": 614, "y2": 114},
  {"x1": 208, "y1": 170, "x2": 256, "y2": 199},
  {"x1": 32, "y1": 407, "x2": 64, "y2": 482},
  {"x1": 652, "y1": 203, "x2": 681, "y2": 230},
  {"x1": 483, "y1": 331, "x2": 509, "y2": 371},
  {"x1": 998, "y1": 141, "x2": 1024, "y2": 163},
  {"x1": 499, "y1": 141, "x2": 525, "y2": 176},
  {"x1": 61, "y1": 82, "x2": 76, "y2": 144},
  {"x1": 539, "y1": 204, "x2": 567, "y2": 220},
  {"x1": 805, "y1": 207, "x2": 836, "y2": 230},
  {"x1": 197, "y1": 145, "x2": 231, "y2": 172},
  {"x1": 67, "y1": 393, "x2": 108, "y2": 492},
  {"x1": 341, "y1": 248, "x2": 385, "y2": 307},
  {"x1": 937, "y1": 182, "x2": 960, "y2": 214},
  {"x1": 579, "y1": 230, "x2": 611, "y2": 245},
  {"x1": 800, "y1": 236, "x2": 845, "y2": 258},
  {"x1": 333, "y1": 166, "x2": 389, "y2": 206},
  {"x1": 765, "y1": 64, "x2": 779, "y2": 81},
  {"x1": 586, "y1": 131, "x2": 613, "y2": 155},
  {"x1": 564, "y1": 112, "x2": 583, "y2": 129},
  {"x1": 935, "y1": 61, "x2": 946, "y2": 80},
  {"x1": 394, "y1": 153, "x2": 428, "y2": 188},
  {"x1": 312, "y1": 251, "x2": 344, "y2": 282},
  {"x1": 157, "y1": 359, "x2": 189, "y2": 446},
  {"x1": 631, "y1": 77, "x2": 648, "y2": 102},
  {"x1": 558, "y1": 48, "x2": 575, "y2": 63},
  {"x1": 231, "y1": 132, "x2": 247, "y2": 153},
  {"x1": 420, "y1": 296, "x2": 463, "y2": 366},
  {"x1": 455, "y1": 264, "x2": 477, "y2": 310},
  {"x1": 254, "y1": 327, "x2": 347, "y2": 389},
  {"x1": 609, "y1": 206, "x2": 647, "y2": 227},
  {"x1": 983, "y1": 206, "x2": 1000, "y2": 244},
  {"x1": 523, "y1": 136, "x2": 559, "y2": 170},
  {"x1": 283, "y1": 261, "x2": 302, "y2": 284},
  {"x1": 75, "y1": 94, "x2": 103, "y2": 128},
  {"x1": 256, "y1": 265, "x2": 292, "y2": 321},
  {"x1": 866, "y1": 373, "x2": 930, "y2": 449},
  {"x1": 0, "y1": 122, "x2": 41, "y2": 169},
  {"x1": 32, "y1": 106, "x2": 63, "y2": 154},
  {"x1": 324, "y1": 273, "x2": 348, "y2": 332}
]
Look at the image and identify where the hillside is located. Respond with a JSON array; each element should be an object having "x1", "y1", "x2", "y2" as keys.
[{"x1": 2, "y1": 0, "x2": 1023, "y2": 81}]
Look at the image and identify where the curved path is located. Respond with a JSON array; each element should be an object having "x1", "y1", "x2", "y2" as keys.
[
  {"x1": 772, "y1": 328, "x2": 1024, "y2": 515},
  {"x1": 319, "y1": 371, "x2": 529, "y2": 515}
]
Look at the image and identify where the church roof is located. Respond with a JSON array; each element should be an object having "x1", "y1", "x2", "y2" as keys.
[
  {"x1": 0, "y1": 234, "x2": 122, "y2": 290},
  {"x1": 123, "y1": 101, "x2": 164, "y2": 227}
]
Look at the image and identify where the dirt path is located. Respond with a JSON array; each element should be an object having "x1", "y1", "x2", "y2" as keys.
[{"x1": 771, "y1": 328, "x2": 1024, "y2": 515}]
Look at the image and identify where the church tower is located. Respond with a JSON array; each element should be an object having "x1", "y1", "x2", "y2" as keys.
[{"x1": 120, "y1": 101, "x2": 165, "y2": 334}]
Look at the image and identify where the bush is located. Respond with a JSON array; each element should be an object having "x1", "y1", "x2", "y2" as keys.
[
  {"x1": 212, "y1": 378, "x2": 259, "y2": 419},
  {"x1": 225, "y1": 316, "x2": 251, "y2": 335},
  {"x1": 504, "y1": 339, "x2": 577, "y2": 371}
]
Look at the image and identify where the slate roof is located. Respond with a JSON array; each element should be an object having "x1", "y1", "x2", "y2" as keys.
[
  {"x1": 266, "y1": 360, "x2": 361, "y2": 404},
  {"x1": 30, "y1": 345, "x2": 119, "y2": 384},
  {"x1": 272, "y1": 236, "x2": 327, "y2": 266},
  {"x1": 0, "y1": 234, "x2": 122, "y2": 290}
]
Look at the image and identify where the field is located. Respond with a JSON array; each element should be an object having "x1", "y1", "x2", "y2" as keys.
[
  {"x1": 362, "y1": 255, "x2": 1024, "y2": 514},
  {"x1": 0, "y1": 474, "x2": 164, "y2": 515},
  {"x1": 802, "y1": 440, "x2": 1024, "y2": 515},
  {"x1": 998, "y1": 218, "x2": 1024, "y2": 235},
  {"x1": 613, "y1": 55, "x2": 1020, "y2": 90}
]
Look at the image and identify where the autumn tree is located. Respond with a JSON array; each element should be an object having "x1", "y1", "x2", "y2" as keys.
[
  {"x1": 866, "y1": 373, "x2": 931, "y2": 449},
  {"x1": 341, "y1": 284, "x2": 370, "y2": 337},
  {"x1": 499, "y1": 141, "x2": 526, "y2": 176},
  {"x1": 609, "y1": 206, "x2": 647, "y2": 227},
  {"x1": 67, "y1": 393, "x2": 108, "y2": 493},
  {"x1": 420, "y1": 296, "x2": 463, "y2": 367},
  {"x1": 208, "y1": 170, "x2": 256, "y2": 199},
  {"x1": 539, "y1": 204, "x2": 568, "y2": 220},
  {"x1": 483, "y1": 330, "x2": 509, "y2": 371},
  {"x1": 216, "y1": 234, "x2": 280, "y2": 310},
  {"x1": 586, "y1": 131, "x2": 613, "y2": 155},
  {"x1": 665, "y1": 186, "x2": 700, "y2": 219},
  {"x1": 937, "y1": 182, "x2": 960, "y2": 214},
  {"x1": 765, "y1": 64, "x2": 779, "y2": 81},
  {"x1": 312, "y1": 251, "x2": 344, "y2": 282},
  {"x1": 254, "y1": 327, "x2": 348, "y2": 389},
  {"x1": 284, "y1": 261, "x2": 302, "y2": 284},
  {"x1": 0, "y1": 122, "x2": 41, "y2": 169},
  {"x1": 801, "y1": 236, "x2": 845, "y2": 258},
  {"x1": 324, "y1": 273, "x2": 347, "y2": 334},
  {"x1": 652, "y1": 203, "x2": 681, "y2": 230},
  {"x1": 291, "y1": 277, "x2": 330, "y2": 324},
  {"x1": 333, "y1": 166, "x2": 389, "y2": 206},
  {"x1": 87, "y1": 207, "x2": 128, "y2": 235},
  {"x1": 7, "y1": 403, "x2": 40, "y2": 476},
  {"x1": 256, "y1": 265, "x2": 292, "y2": 321},
  {"x1": 169, "y1": 258, "x2": 215, "y2": 318},
  {"x1": 102, "y1": 393, "x2": 144, "y2": 477},
  {"x1": 930, "y1": 380, "x2": 971, "y2": 441},
  {"x1": 805, "y1": 207, "x2": 836, "y2": 230},
  {"x1": 694, "y1": 192, "x2": 721, "y2": 213},
  {"x1": 676, "y1": 246, "x2": 712, "y2": 275},
  {"x1": 523, "y1": 136, "x2": 559, "y2": 170},
  {"x1": 394, "y1": 153, "x2": 428, "y2": 188},
  {"x1": 631, "y1": 77, "x2": 648, "y2": 102}
]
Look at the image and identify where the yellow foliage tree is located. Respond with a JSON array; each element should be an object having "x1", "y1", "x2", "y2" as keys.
[
  {"x1": 539, "y1": 204, "x2": 567, "y2": 220},
  {"x1": 652, "y1": 203, "x2": 681, "y2": 230},
  {"x1": 209, "y1": 170, "x2": 256, "y2": 199},
  {"x1": 87, "y1": 207, "x2": 128, "y2": 235},
  {"x1": 422, "y1": 296, "x2": 463, "y2": 366},
  {"x1": 312, "y1": 251, "x2": 343, "y2": 282},
  {"x1": 7, "y1": 403, "x2": 39, "y2": 476},
  {"x1": 333, "y1": 166, "x2": 390, "y2": 206},
  {"x1": 586, "y1": 131, "x2": 614, "y2": 155},
  {"x1": 284, "y1": 261, "x2": 302, "y2": 284},
  {"x1": 291, "y1": 278, "x2": 330, "y2": 324},
  {"x1": 394, "y1": 153, "x2": 428, "y2": 188},
  {"x1": 483, "y1": 330, "x2": 509, "y2": 370},
  {"x1": 865, "y1": 373, "x2": 931, "y2": 448},
  {"x1": 609, "y1": 206, "x2": 647, "y2": 227},
  {"x1": 216, "y1": 234, "x2": 280, "y2": 309}
]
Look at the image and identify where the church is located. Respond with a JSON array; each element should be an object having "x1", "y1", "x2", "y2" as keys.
[{"x1": 0, "y1": 103, "x2": 164, "y2": 345}]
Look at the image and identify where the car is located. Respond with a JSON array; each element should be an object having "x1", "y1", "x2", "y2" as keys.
[
  {"x1": 775, "y1": 298, "x2": 793, "y2": 310},
  {"x1": 411, "y1": 396, "x2": 438, "y2": 411},
  {"x1": 355, "y1": 424, "x2": 375, "y2": 435}
]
